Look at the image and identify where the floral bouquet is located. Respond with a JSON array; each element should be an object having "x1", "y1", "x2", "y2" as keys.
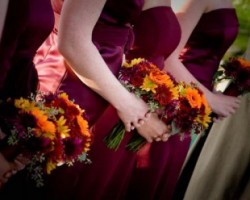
[
  {"x1": 0, "y1": 92, "x2": 91, "y2": 187},
  {"x1": 214, "y1": 57, "x2": 250, "y2": 96},
  {"x1": 170, "y1": 82, "x2": 212, "y2": 136},
  {"x1": 104, "y1": 58, "x2": 211, "y2": 152}
]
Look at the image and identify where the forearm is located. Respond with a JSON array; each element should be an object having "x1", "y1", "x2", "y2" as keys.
[
  {"x1": 0, "y1": 0, "x2": 9, "y2": 42},
  {"x1": 59, "y1": 41, "x2": 132, "y2": 111},
  {"x1": 58, "y1": 0, "x2": 132, "y2": 110},
  {"x1": 164, "y1": 57, "x2": 212, "y2": 96}
]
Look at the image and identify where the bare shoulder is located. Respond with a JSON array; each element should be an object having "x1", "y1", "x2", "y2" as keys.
[
  {"x1": 205, "y1": 0, "x2": 234, "y2": 12},
  {"x1": 143, "y1": 0, "x2": 171, "y2": 10},
  {"x1": 173, "y1": 0, "x2": 207, "y2": 13}
]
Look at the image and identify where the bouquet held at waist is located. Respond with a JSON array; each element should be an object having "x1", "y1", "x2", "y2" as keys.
[
  {"x1": 0, "y1": 92, "x2": 91, "y2": 187},
  {"x1": 105, "y1": 58, "x2": 212, "y2": 152},
  {"x1": 214, "y1": 57, "x2": 250, "y2": 96}
]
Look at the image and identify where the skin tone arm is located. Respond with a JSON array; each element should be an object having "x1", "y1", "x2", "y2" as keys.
[
  {"x1": 143, "y1": 0, "x2": 171, "y2": 10},
  {"x1": 58, "y1": 0, "x2": 170, "y2": 142},
  {"x1": 164, "y1": 0, "x2": 240, "y2": 119},
  {"x1": 0, "y1": 0, "x2": 9, "y2": 41}
]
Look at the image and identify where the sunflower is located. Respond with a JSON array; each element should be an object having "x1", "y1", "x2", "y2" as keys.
[
  {"x1": 14, "y1": 98, "x2": 36, "y2": 112},
  {"x1": 123, "y1": 58, "x2": 145, "y2": 68},
  {"x1": 185, "y1": 87, "x2": 202, "y2": 109},
  {"x1": 46, "y1": 159, "x2": 57, "y2": 174},
  {"x1": 57, "y1": 116, "x2": 70, "y2": 138},
  {"x1": 76, "y1": 115, "x2": 90, "y2": 137},
  {"x1": 31, "y1": 107, "x2": 56, "y2": 136},
  {"x1": 140, "y1": 75, "x2": 158, "y2": 93},
  {"x1": 149, "y1": 70, "x2": 174, "y2": 87}
]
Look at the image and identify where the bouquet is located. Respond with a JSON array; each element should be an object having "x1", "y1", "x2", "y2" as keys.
[
  {"x1": 0, "y1": 92, "x2": 91, "y2": 187},
  {"x1": 104, "y1": 58, "x2": 211, "y2": 152},
  {"x1": 214, "y1": 57, "x2": 250, "y2": 96}
]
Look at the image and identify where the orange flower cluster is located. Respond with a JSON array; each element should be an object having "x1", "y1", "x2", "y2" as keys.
[
  {"x1": 176, "y1": 82, "x2": 212, "y2": 133},
  {"x1": 1, "y1": 92, "x2": 91, "y2": 187},
  {"x1": 217, "y1": 57, "x2": 250, "y2": 96}
]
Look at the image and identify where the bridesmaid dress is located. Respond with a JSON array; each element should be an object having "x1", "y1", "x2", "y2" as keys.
[
  {"x1": 35, "y1": 1, "x2": 156, "y2": 200},
  {"x1": 0, "y1": 0, "x2": 54, "y2": 199},
  {"x1": 125, "y1": 7, "x2": 189, "y2": 200},
  {"x1": 0, "y1": 0, "x2": 54, "y2": 99},
  {"x1": 184, "y1": 94, "x2": 250, "y2": 200},
  {"x1": 34, "y1": 0, "x2": 65, "y2": 93},
  {"x1": 179, "y1": 9, "x2": 239, "y2": 91},
  {"x1": 173, "y1": 8, "x2": 239, "y2": 200}
]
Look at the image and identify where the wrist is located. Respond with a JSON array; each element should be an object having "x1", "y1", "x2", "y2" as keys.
[{"x1": 111, "y1": 92, "x2": 135, "y2": 112}]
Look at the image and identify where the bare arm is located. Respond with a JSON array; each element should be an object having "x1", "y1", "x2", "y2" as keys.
[
  {"x1": 165, "y1": 0, "x2": 240, "y2": 118},
  {"x1": 143, "y1": 0, "x2": 171, "y2": 10},
  {"x1": 58, "y1": 0, "x2": 170, "y2": 140},
  {"x1": 0, "y1": 0, "x2": 9, "y2": 42}
]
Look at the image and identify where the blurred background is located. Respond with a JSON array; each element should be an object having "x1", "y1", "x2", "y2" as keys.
[{"x1": 229, "y1": 0, "x2": 250, "y2": 57}]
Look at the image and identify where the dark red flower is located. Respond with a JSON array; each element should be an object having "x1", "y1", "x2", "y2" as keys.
[{"x1": 153, "y1": 85, "x2": 173, "y2": 106}]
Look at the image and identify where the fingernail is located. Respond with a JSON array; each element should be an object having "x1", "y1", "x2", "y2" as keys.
[
  {"x1": 12, "y1": 170, "x2": 17, "y2": 175},
  {"x1": 4, "y1": 172, "x2": 11, "y2": 179}
]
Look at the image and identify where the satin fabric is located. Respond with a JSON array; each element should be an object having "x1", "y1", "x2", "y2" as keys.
[
  {"x1": 35, "y1": 1, "x2": 147, "y2": 199},
  {"x1": 173, "y1": 9, "x2": 239, "y2": 200},
  {"x1": 125, "y1": 7, "x2": 189, "y2": 200},
  {"x1": 0, "y1": 0, "x2": 54, "y2": 199}
]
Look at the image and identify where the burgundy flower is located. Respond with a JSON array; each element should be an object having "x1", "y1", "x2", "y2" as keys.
[
  {"x1": 25, "y1": 136, "x2": 52, "y2": 154},
  {"x1": 63, "y1": 137, "x2": 83, "y2": 160},
  {"x1": 154, "y1": 85, "x2": 173, "y2": 106}
]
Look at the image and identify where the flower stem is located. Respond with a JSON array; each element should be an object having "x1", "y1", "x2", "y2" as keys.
[
  {"x1": 104, "y1": 121, "x2": 126, "y2": 151},
  {"x1": 126, "y1": 133, "x2": 146, "y2": 152}
]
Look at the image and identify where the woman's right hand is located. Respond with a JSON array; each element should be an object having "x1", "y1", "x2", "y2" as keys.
[
  {"x1": 206, "y1": 91, "x2": 241, "y2": 120},
  {"x1": 116, "y1": 94, "x2": 151, "y2": 132},
  {"x1": 136, "y1": 113, "x2": 171, "y2": 143}
]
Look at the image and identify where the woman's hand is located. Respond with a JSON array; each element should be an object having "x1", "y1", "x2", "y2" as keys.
[
  {"x1": 136, "y1": 113, "x2": 171, "y2": 143},
  {"x1": 0, "y1": 129, "x2": 28, "y2": 189},
  {"x1": 116, "y1": 94, "x2": 151, "y2": 132},
  {"x1": 206, "y1": 91, "x2": 241, "y2": 120},
  {"x1": 0, "y1": 153, "x2": 28, "y2": 189}
]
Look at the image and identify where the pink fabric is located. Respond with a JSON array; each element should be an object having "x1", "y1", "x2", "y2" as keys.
[{"x1": 34, "y1": 33, "x2": 66, "y2": 93}]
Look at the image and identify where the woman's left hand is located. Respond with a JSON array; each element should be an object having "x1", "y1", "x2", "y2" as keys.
[{"x1": 0, "y1": 153, "x2": 28, "y2": 189}]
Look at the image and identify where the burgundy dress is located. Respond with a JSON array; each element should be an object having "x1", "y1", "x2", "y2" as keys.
[
  {"x1": 0, "y1": 0, "x2": 54, "y2": 99},
  {"x1": 179, "y1": 9, "x2": 239, "y2": 91},
  {"x1": 173, "y1": 8, "x2": 239, "y2": 200},
  {"x1": 125, "y1": 7, "x2": 189, "y2": 200},
  {"x1": 0, "y1": 0, "x2": 54, "y2": 199},
  {"x1": 36, "y1": 1, "x2": 151, "y2": 200}
]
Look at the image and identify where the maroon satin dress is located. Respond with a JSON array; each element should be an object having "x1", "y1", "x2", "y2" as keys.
[
  {"x1": 0, "y1": 0, "x2": 54, "y2": 199},
  {"x1": 125, "y1": 7, "x2": 189, "y2": 200},
  {"x1": 0, "y1": 0, "x2": 54, "y2": 99},
  {"x1": 35, "y1": 1, "x2": 153, "y2": 200},
  {"x1": 180, "y1": 9, "x2": 239, "y2": 91},
  {"x1": 173, "y1": 8, "x2": 239, "y2": 200}
]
